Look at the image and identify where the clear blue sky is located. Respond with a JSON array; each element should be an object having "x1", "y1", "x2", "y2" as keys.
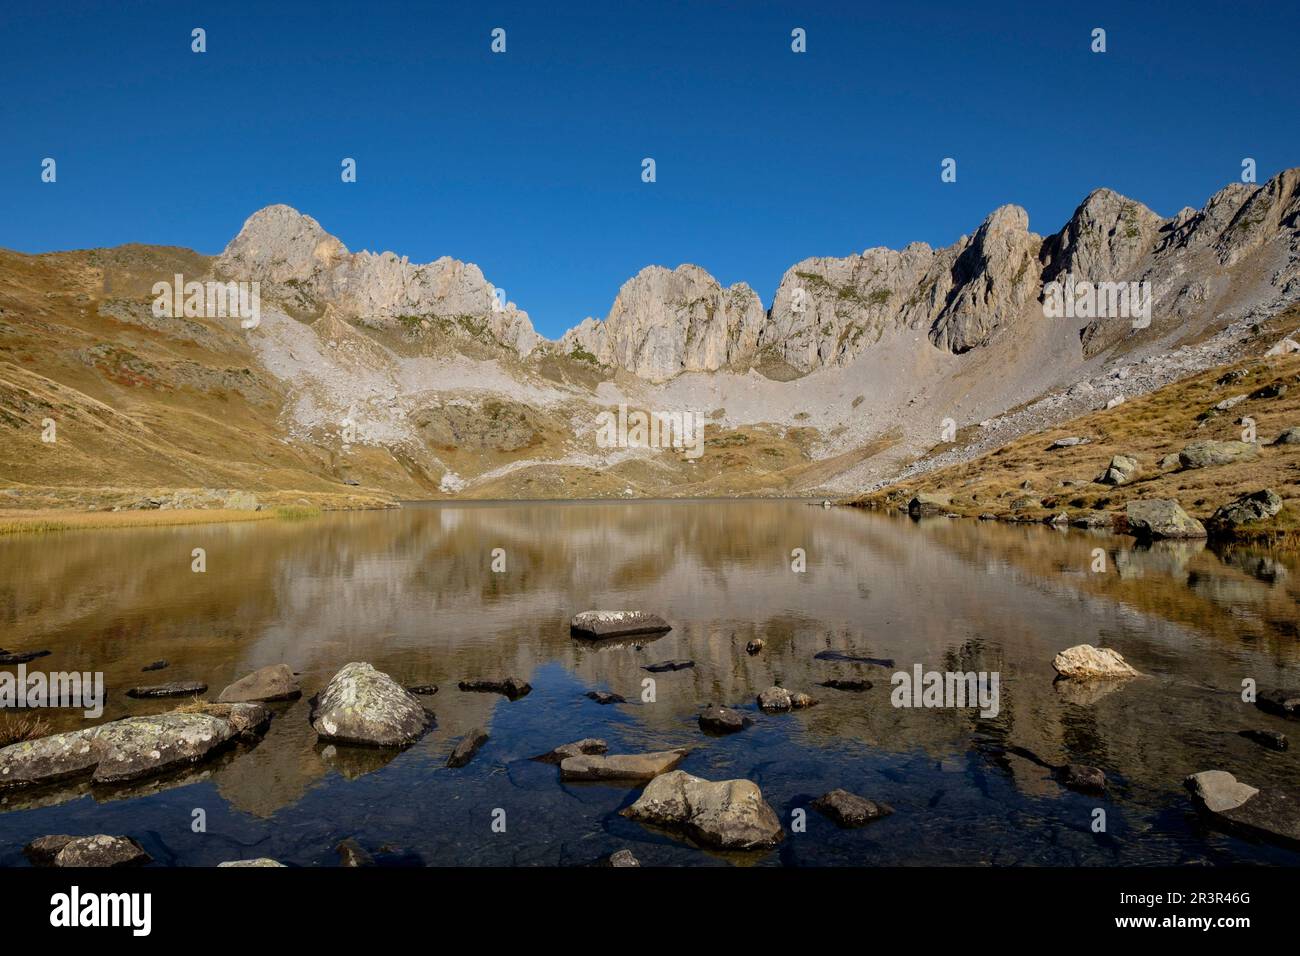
[{"x1": 3, "y1": 1, "x2": 1296, "y2": 339}]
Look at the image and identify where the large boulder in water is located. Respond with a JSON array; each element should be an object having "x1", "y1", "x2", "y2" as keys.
[
  {"x1": 218, "y1": 664, "x2": 301, "y2": 703},
  {"x1": 0, "y1": 704, "x2": 271, "y2": 789},
  {"x1": 570, "y1": 610, "x2": 672, "y2": 640},
  {"x1": 622, "y1": 770, "x2": 784, "y2": 850},
  {"x1": 1125, "y1": 499, "x2": 1206, "y2": 539},
  {"x1": 310, "y1": 662, "x2": 432, "y2": 747}
]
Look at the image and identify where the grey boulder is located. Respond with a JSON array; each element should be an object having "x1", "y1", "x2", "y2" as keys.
[
  {"x1": 218, "y1": 664, "x2": 301, "y2": 703},
  {"x1": 622, "y1": 770, "x2": 784, "y2": 850},
  {"x1": 310, "y1": 662, "x2": 432, "y2": 747}
]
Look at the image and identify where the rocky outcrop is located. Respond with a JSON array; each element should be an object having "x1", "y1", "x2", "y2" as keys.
[
  {"x1": 1125, "y1": 499, "x2": 1207, "y2": 539},
  {"x1": 217, "y1": 205, "x2": 540, "y2": 357},
  {"x1": 1040, "y1": 189, "x2": 1164, "y2": 284},
  {"x1": 757, "y1": 686, "x2": 818, "y2": 711},
  {"x1": 1051, "y1": 644, "x2": 1141, "y2": 680},
  {"x1": 621, "y1": 770, "x2": 784, "y2": 850},
  {"x1": 559, "y1": 265, "x2": 766, "y2": 381},
  {"x1": 309, "y1": 662, "x2": 432, "y2": 747},
  {"x1": 218, "y1": 663, "x2": 301, "y2": 703}
]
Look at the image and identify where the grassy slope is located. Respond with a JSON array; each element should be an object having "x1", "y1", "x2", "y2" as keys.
[{"x1": 849, "y1": 349, "x2": 1300, "y2": 540}]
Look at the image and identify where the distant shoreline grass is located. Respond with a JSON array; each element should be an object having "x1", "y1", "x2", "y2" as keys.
[{"x1": 0, "y1": 506, "x2": 331, "y2": 536}]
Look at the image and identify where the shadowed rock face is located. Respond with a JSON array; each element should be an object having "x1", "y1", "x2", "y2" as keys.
[{"x1": 310, "y1": 662, "x2": 432, "y2": 747}]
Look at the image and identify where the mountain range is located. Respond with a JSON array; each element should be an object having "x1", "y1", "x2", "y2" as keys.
[{"x1": 2, "y1": 168, "x2": 1298, "y2": 507}]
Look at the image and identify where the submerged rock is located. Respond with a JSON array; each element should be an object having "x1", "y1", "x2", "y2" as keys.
[
  {"x1": 698, "y1": 704, "x2": 751, "y2": 734},
  {"x1": 585, "y1": 690, "x2": 625, "y2": 705},
  {"x1": 531, "y1": 738, "x2": 608, "y2": 764},
  {"x1": 25, "y1": 834, "x2": 150, "y2": 868},
  {"x1": 570, "y1": 610, "x2": 672, "y2": 640},
  {"x1": 218, "y1": 664, "x2": 301, "y2": 703},
  {"x1": 406, "y1": 684, "x2": 439, "y2": 696},
  {"x1": 1060, "y1": 763, "x2": 1107, "y2": 794},
  {"x1": 820, "y1": 677, "x2": 872, "y2": 691},
  {"x1": 336, "y1": 838, "x2": 375, "y2": 867},
  {"x1": 125, "y1": 681, "x2": 208, "y2": 699},
  {"x1": 310, "y1": 662, "x2": 432, "y2": 747},
  {"x1": 447, "y1": 727, "x2": 489, "y2": 768},
  {"x1": 604, "y1": 849, "x2": 640, "y2": 867},
  {"x1": 1052, "y1": 644, "x2": 1141, "y2": 680},
  {"x1": 1256, "y1": 688, "x2": 1300, "y2": 719},
  {"x1": 0, "y1": 648, "x2": 51, "y2": 665},
  {"x1": 458, "y1": 677, "x2": 532, "y2": 699},
  {"x1": 1239, "y1": 729, "x2": 1288, "y2": 751},
  {"x1": 559, "y1": 749, "x2": 688, "y2": 782},
  {"x1": 1185, "y1": 770, "x2": 1300, "y2": 849},
  {"x1": 1125, "y1": 500, "x2": 1206, "y2": 539},
  {"x1": 141, "y1": 659, "x2": 169, "y2": 672},
  {"x1": 811, "y1": 789, "x2": 893, "y2": 828},
  {"x1": 622, "y1": 770, "x2": 784, "y2": 850},
  {"x1": 814, "y1": 650, "x2": 894, "y2": 667},
  {"x1": 642, "y1": 659, "x2": 694, "y2": 673}
]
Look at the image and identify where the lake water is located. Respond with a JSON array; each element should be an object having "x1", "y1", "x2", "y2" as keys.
[{"x1": 1, "y1": 499, "x2": 1298, "y2": 866}]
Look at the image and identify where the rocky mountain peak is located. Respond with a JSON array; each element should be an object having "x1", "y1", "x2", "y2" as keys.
[{"x1": 217, "y1": 204, "x2": 540, "y2": 358}]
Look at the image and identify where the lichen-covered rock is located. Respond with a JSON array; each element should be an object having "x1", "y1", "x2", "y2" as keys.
[
  {"x1": 1096, "y1": 454, "x2": 1140, "y2": 485},
  {"x1": 622, "y1": 770, "x2": 784, "y2": 850},
  {"x1": 218, "y1": 664, "x2": 301, "y2": 703},
  {"x1": 310, "y1": 662, "x2": 432, "y2": 747},
  {"x1": 1206, "y1": 489, "x2": 1283, "y2": 534},
  {"x1": 0, "y1": 704, "x2": 272, "y2": 789},
  {"x1": 1052, "y1": 644, "x2": 1141, "y2": 680},
  {"x1": 1270, "y1": 426, "x2": 1300, "y2": 445},
  {"x1": 1125, "y1": 499, "x2": 1207, "y2": 539},
  {"x1": 1178, "y1": 440, "x2": 1260, "y2": 469},
  {"x1": 570, "y1": 610, "x2": 672, "y2": 640},
  {"x1": 25, "y1": 834, "x2": 150, "y2": 868}
]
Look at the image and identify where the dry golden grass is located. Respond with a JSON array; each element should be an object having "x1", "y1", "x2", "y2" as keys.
[
  {"x1": 0, "y1": 713, "x2": 52, "y2": 747},
  {"x1": 0, "y1": 508, "x2": 274, "y2": 536},
  {"x1": 850, "y1": 350, "x2": 1300, "y2": 541}
]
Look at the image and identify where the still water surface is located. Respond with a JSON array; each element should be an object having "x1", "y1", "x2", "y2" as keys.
[{"x1": 1, "y1": 500, "x2": 1298, "y2": 866}]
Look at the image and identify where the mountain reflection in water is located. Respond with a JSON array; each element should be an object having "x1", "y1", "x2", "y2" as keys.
[{"x1": 1, "y1": 500, "x2": 1297, "y2": 866}]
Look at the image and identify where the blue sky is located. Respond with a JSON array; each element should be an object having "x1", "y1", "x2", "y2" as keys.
[{"x1": 3, "y1": 1, "x2": 1297, "y2": 338}]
